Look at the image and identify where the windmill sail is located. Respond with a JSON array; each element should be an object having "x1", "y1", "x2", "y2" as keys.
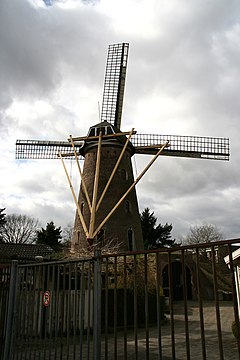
[
  {"x1": 101, "y1": 43, "x2": 129, "y2": 129},
  {"x1": 15, "y1": 140, "x2": 83, "y2": 159},
  {"x1": 133, "y1": 134, "x2": 230, "y2": 160}
]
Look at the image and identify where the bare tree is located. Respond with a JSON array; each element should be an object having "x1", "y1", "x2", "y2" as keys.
[
  {"x1": 62, "y1": 224, "x2": 73, "y2": 248},
  {"x1": 183, "y1": 223, "x2": 222, "y2": 245},
  {"x1": 0, "y1": 214, "x2": 40, "y2": 244}
]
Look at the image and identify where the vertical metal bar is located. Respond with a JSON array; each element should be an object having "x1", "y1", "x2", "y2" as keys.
[
  {"x1": 114, "y1": 256, "x2": 118, "y2": 360},
  {"x1": 30, "y1": 265, "x2": 37, "y2": 360},
  {"x1": 73, "y1": 262, "x2": 78, "y2": 360},
  {"x1": 133, "y1": 254, "x2": 138, "y2": 360},
  {"x1": 27, "y1": 266, "x2": 34, "y2": 360},
  {"x1": 168, "y1": 251, "x2": 175, "y2": 360},
  {"x1": 17, "y1": 267, "x2": 25, "y2": 359},
  {"x1": 228, "y1": 244, "x2": 240, "y2": 358},
  {"x1": 155, "y1": 252, "x2": 163, "y2": 360},
  {"x1": 60, "y1": 264, "x2": 66, "y2": 360},
  {"x1": 3, "y1": 260, "x2": 18, "y2": 360},
  {"x1": 93, "y1": 249, "x2": 102, "y2": 360},
  {"x1": 196, "y1": 247, "x2": 206, "y2": 359},
  {"x1": 42, "y1": 264, "x2": 48, "y2": 359},
  {"x1": 211, "y1": 245, "x2": 224, "y2": 360},
  {"x1": 54, "y1": 264, "x2": 61, "y2": 360},
  {"x1": 0, "y1": 266, "x2": 10, "y2": 359},
  {"x1": 86, "y1": 261, "x2": 91, "y2": 359},
  {"x1": 35, "y1": 265, "x2": 42, "y2": 360},
  {"x1": 144, "y1": 253, "x2": 149, "y2": 360},
  {"x1": 47, "y1": 264, "x2": 52, "y2": 360},
  {"x1": 79, "y1": 261, "x2": 85, "y2": 358},
  {"x1": 23, "y1": 266, "x2": 30, "y2": 360},
  {"x1": 48, "y1": 264, "x2": 54, "y2": 360},
  {"x1": 66, "y1": 262, "x2": 71, "y2": 360},
  {"x1": 181, "y1": 249, "x2": 190, "y2": 359},
  {"x1": 123, "y1": 255, "x2": 128, "y2": 359},
  {"x1": 104, "y1": 258, "x2": 109, "y2": 360}
]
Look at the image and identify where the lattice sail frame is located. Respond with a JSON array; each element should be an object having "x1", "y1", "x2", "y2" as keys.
[
  {"x1": 15, "y1": 140, "x2": 83, "y2": 160},
  {"x1": 101, "y1": 43, "x2": 129, "y2": 129},
  {"x1": 16, "y1": 133, "x2": 230, "y2": 161},
  {"x1": 133, "y1": 134, "x2": 230, "y2": 160}
]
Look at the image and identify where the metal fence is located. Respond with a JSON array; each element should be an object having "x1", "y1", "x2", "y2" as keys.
[{"x1": 1, "y1": 239, "x2": 240, "y2": 359}]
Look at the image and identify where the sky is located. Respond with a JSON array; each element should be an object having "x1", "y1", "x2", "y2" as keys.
[{"x1": 0, "y1": 0, "x2": 240, "y2": 241}]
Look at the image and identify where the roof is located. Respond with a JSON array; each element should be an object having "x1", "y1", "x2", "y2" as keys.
[
  {"x1": 224, "y1": 247, "x2": 240, "y2": 265},
  {"x1": 0, "y1": 243, "x2": 55, "y2": 263}
]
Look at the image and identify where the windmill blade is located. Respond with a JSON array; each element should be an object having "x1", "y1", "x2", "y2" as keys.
[
  {"x1": 132, "y1": 134, "x2": 230, "y2": 160},
  {"x1": 16, "y1": 140, "x2": 83, "y2": 160},
  {"x1": 101, "y1": 43, "x2": 129, "y2": 129}
]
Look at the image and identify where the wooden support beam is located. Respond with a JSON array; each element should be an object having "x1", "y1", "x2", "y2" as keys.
[
  {"x1": 59, "y1": 152, "x2": 81, "y2": 158},
  {"x1": 88, "y1": 131, "x2": 102, "y2": 239},
  {"x1": 92, "y1": 141, "x2": 170, "y2": 238},
  {"x1": 96, "y1": 128, "x2": 135, "y2": 211},
  {"x1": 69, "y1": 130, "x2": 136, "y2": 142},
  {"x1": 135, "y1": 143, "x2": 170, "y2": 150},
  {"x1": 58, "y1": 152, "x2": 89, "y2": 238},
  {"x1": 69, "y1": 135, "x2": 92, "y2": 212}
]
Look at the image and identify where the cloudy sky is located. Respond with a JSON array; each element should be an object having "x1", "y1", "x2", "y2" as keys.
[{"x1": 1, "y1": 0, "x2": 240, "y2": 241}]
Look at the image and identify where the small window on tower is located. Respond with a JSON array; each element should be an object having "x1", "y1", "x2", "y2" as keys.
[
  {"x1": 125, "y1": 200, "x2": 131, "y2": 213},
  {"x1": 128, "y1": 229, "x2": 134, "y2": 251},
  {"x1": 97, "y1": 229, "x2": 105, "y2": 242},
  {"x1": 80, "y1": 202, "x2": 84, "y2": 213},
  {"x1": 96, "y1": 127, "x2": 106, "y2": 136},
  {"x1": 121, "y1": 169, "x2": 127, "y2": 180}
]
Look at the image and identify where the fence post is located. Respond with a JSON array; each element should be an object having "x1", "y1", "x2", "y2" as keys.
[
  {"x1": 93, "y1": 249, "x2": 102, "y2": 360},
  {"x1": 3, "y1": 260, "x2": 18, "y2": 360}
]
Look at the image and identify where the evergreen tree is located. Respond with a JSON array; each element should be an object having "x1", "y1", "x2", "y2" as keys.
[
  {"x1": 140, "y1": 208, "x2": 178, "y2": 249},
  {"x1": 36, "y1": 221, "x2": 62, "y2": 251}
]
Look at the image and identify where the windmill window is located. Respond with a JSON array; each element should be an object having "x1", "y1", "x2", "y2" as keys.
[
  {"x1": 121, "y1": 168, "x2": 128, "y2": 181},
  {"x1": 125, "y1": 200, "x2": 131, "y2": 213},
  {"x1": 80, "y1": 202, "x2": 84, "y2": 213},
  {"x1": 96, "y1": 127, "x2": 106, "y2": 136},
  {"x1": 128, "y1": 229, "x2": 135, "y2": 251},
  {"x1": 96, "y1": 228, "x2": 105, "y2": 242},
  {"x1": 89, "y1": 128, "x2": 95, "y2": 137},
  {"x1": 107, "y1": 126, "x2": 114, "y2": 135}
]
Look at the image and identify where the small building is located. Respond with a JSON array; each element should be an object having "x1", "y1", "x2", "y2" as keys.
[{"x1": 0, "y1": 243, "x2": 54, "y2": 264}]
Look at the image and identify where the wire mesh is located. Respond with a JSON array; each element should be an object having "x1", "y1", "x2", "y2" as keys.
[
  {"x1": 132, "y1": 133, "x2": 230, "y2": 160},
  {"x1": 15, "y1": 140, "x2": 83, "y2": 160},
  {"x1": 101, "y1": 43, "x2": 129, "y2": 129}
]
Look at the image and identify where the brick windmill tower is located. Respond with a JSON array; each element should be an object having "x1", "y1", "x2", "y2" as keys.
[{"x1": 16, "y1": 43, "x2": 230, "y2": 253}]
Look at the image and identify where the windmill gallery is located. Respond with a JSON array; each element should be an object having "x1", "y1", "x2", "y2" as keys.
[{"x1": 16, "y1": 43, "x2": 230, "y2": 253}]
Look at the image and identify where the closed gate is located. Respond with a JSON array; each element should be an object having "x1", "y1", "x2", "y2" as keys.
[{"x1": 1, "y1": 240, "x2": 240, "y2": 359}]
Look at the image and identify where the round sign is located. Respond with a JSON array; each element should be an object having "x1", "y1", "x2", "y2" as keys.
[{"x1": 43, "y1": 290, "x2": 51, "y2": 307}]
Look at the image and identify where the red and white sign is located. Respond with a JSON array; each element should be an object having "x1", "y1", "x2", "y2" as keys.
[{"x1": 43, "y1": 290, "x2": 51, "y2": 307}]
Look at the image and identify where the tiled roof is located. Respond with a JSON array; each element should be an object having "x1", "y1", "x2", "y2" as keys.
[{"x1": 0, "y1": 243, "x2": 54, "y2": 263}]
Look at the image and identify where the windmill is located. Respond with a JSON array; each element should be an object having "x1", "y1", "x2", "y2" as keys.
[{"x1": 16, "y1": 43, "x2": 230, "y2": 252}]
